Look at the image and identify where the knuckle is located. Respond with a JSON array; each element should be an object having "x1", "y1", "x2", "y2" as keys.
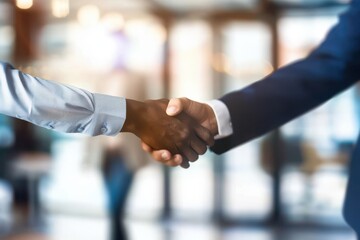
[
  {"x1": 177, "y1": 141, "x2": 185, "y2": 150},
  {"x1": 180, "y1": 128, "x2": 191, "y2": 140},
  {"x1": 205, "y1": 131, "x2": 212, "y2": 141}
]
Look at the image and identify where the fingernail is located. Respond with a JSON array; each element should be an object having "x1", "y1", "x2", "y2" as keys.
[
  {"x1": 181, "y1": 162, "x2": 190, "y2": 169},
  {"x1": 166, "y1": 106, "x2": 177, "y2": 115},
  {"x1": 175, "y1": 157, "x2": 182, "y2": 164},
  {"x1": 162, "y1": 152, "x2": 169, "y2": 160}
]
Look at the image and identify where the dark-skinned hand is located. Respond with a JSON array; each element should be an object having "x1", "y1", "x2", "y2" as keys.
[
  {"x1": 141, "y1": 98, "x2": 218, "y2": 168},
  {"x1": 122, "y1": 99, "x2": 215, "y2": 167}
]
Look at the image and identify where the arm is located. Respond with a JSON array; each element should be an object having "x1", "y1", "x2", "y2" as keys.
[
  {"x1": 0, "y1": 62, "x2": 214, "y2": 160},
  {"x1": 0, "y1": 61, "x2": 124, "y2": 136},
  {"x1": 212, "y1": 0, "x2": 360, "y2": 154},
  {"x1": 143, "y1": 0, "x2": 360, "y2": 166}
]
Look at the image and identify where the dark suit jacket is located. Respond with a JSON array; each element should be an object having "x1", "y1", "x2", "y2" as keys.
[{"x1": 211, "y1": 0, "x2": 360, "y2": 234}]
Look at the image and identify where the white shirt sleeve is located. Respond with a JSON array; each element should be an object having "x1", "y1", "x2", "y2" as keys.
[
  {"x1": 207, "y1": 99, "x2": 233, "y2": 139},
  {"x1": 0, "y1": 61, "x2": 126, "y2": 136}
]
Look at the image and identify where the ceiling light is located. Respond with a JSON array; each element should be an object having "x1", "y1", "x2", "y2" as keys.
[
  {"x1": 16, "y1": 0, "x2": 33, "y2": 10},
  {"x1": 77, "y1": 5, "x2": 100, "y2": 26},
  {"x1": 52, "y1": 0, "x2": 70, "y2": 18}
]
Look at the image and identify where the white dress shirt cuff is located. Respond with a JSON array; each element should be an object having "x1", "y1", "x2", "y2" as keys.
[
  {"x1": 207, "y1": 99, "x2": 233, "y2": 139},
  {"x1": 92, "y1": 94, "x2": 126, "y2": 136}
]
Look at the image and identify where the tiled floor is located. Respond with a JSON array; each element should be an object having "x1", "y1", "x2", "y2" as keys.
[{"x1": 1, "y1": 215, "x2": 357, "y2": 240}]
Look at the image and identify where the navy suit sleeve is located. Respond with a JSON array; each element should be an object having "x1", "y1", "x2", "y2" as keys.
[{"x1": 211, "y1": 0, "x2": 360, "y2": 154}]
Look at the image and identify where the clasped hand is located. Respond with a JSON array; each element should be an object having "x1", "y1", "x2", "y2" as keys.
[{"x1": 122, "y1": 98, "x2": 217, "y2": 169}]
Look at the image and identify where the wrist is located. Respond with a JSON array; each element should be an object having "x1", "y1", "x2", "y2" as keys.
[
  {"x1": 206, "y1": 104, "x2": 219, "y2": 136},
  {"x1": 122, "y1": 99, "x2": 144, "y2": 135},
  {"x1": 206, "y1": 100, "x2": 233, "y2": 138}
]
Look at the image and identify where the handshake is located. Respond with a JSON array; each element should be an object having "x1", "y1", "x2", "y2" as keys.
[{"x1": 122, "y1": 98, "x2": 218, "y2": 169}]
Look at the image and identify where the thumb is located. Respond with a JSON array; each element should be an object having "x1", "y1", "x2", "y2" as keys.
[
  {"x1": 141, "y1": 142, "x2": 153, "y2": 152},
  {"x1": 166, "y1": 98, "x2": 185, "y2": 116}
]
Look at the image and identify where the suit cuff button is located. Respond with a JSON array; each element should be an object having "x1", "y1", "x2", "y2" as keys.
[{"x1": 101, "y1": 126, "x2": 108, "y2": 134}]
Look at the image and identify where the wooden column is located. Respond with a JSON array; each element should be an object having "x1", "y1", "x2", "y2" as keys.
[
  {"x1": 158, "y1": 13, "x2": 173, "y2": 220},
  {"x1": 210, "y1": 20, "x2": 226, "y2": 223},
  {"x1": 13, "y1": 2, "x2": 45, "y2": 64}
]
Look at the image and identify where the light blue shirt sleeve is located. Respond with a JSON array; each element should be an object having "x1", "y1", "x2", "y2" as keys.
[{"x1": 0, "y1": 61, "x2": 126, "y2": 136}]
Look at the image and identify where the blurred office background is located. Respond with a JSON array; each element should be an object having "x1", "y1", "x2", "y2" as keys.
[{"x1": 0, "y1": 0, "x2": 358, "y2": 239}]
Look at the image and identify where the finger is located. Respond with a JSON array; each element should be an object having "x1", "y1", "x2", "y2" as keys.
[
  {"x1": 174, "y1": 154, "x2": 184, "y2": 167},
  {"x1": 166, "y1": 98, "x2": 187, "y2": 116},
  {"x1": 194, "y1": 125, "x2": 215, "y2": 147},
  {"x1": 171, "y1": 154, "x2": 189, "y2": 169},
  {"x1": 141, "y1": 142, "x2": 153, "y2": 152},
  {"x1": 165, "y1": 160, "x2": 182, "y2": 167},
  {"x1": 166, "y1": 155, "x2": 190, "y2": 169},
  {"x1": 164, "y1": 155, "x2": 183, "y2": 167},
  {"x1": 151, "y1": 150, "x2": 172, "y2": 163},
  {"x1": 173, "y1": 154, "x2": 184, "y2": 165},
  {"x1": 180, "y1": 157, "x2": 190, "y2": 169},
  {"x1": 182, "y1": 147, "x2": 199, "y2": 162},
  {"x1": 190, "y1": 137, "x2": 208, "y2": 155}
]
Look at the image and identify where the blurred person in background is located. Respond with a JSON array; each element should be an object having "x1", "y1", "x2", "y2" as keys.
[
  {"x1": 84, "y1": 35, "x2": 152, "y2": 239},
  {"x1": 143, "y1": 0, "x2": 360, "y2": 236},
  {"x1": 7, "y1": 119, "x2": 52, "y2": 224}
]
